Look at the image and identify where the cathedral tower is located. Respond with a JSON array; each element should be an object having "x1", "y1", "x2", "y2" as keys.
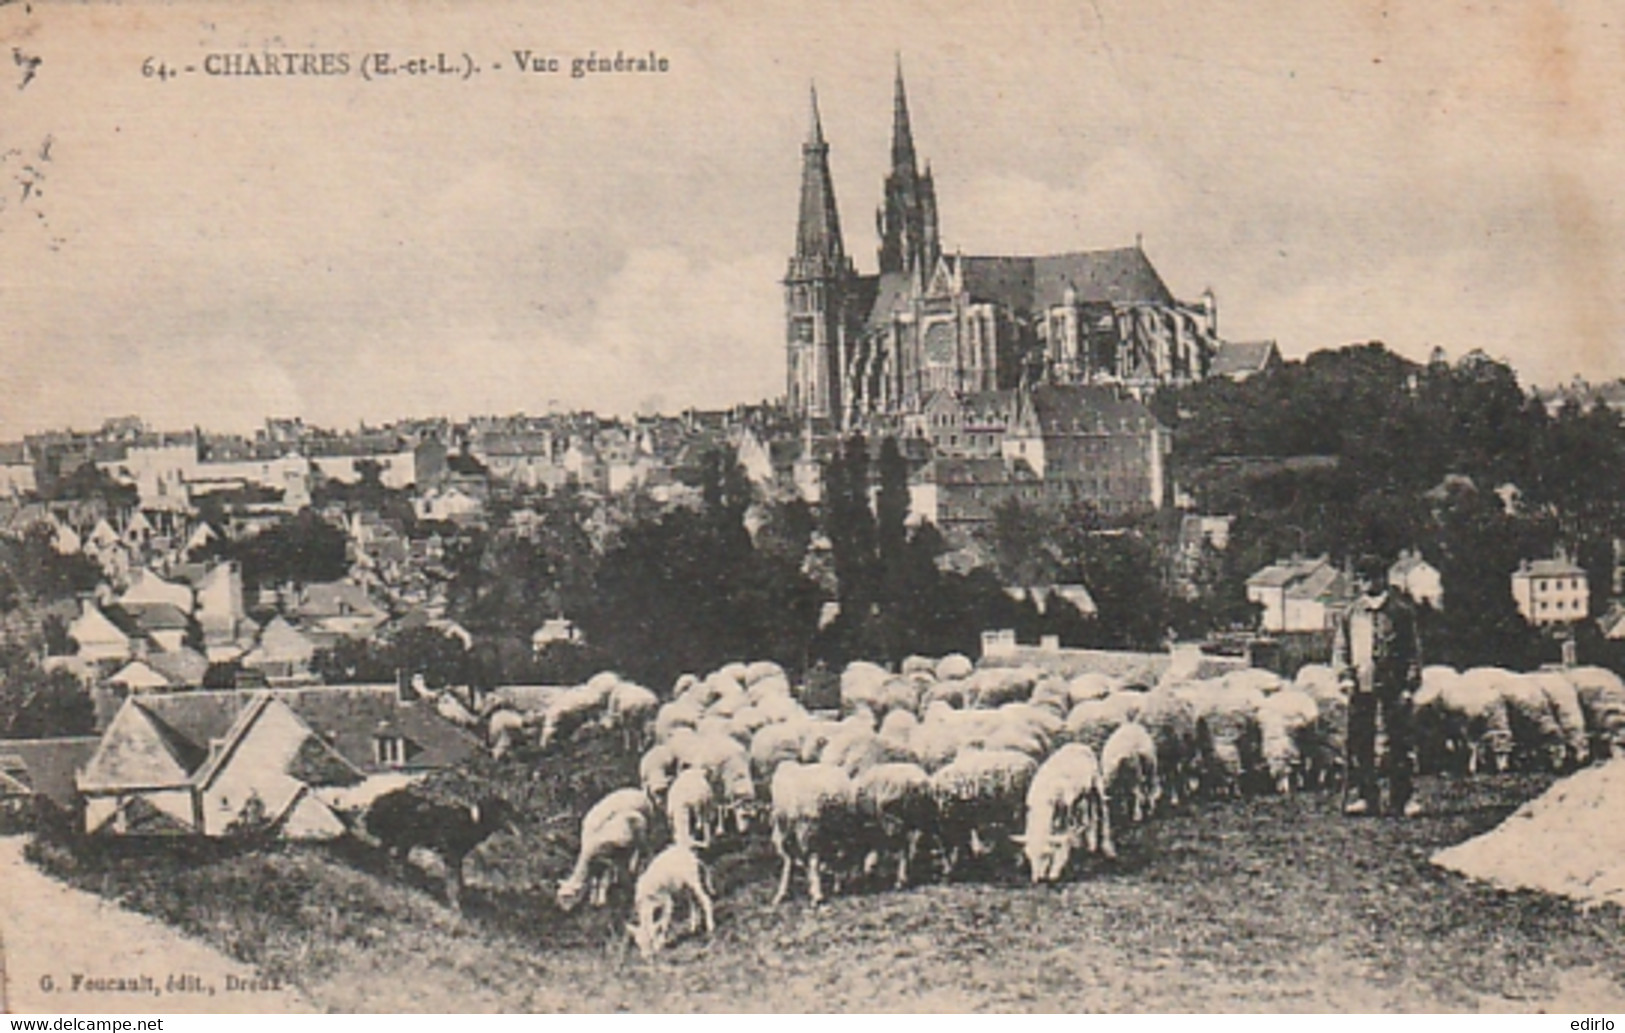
[
  {"x1": 876, "y1": 60, "x2": 940, "y2": 278},
  {"x1": 785, "y1": 86, "x2": 855, "y2": 426}
]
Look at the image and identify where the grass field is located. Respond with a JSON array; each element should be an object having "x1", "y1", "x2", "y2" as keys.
[{"x1": 27, "y1": 764, "x2": 1625, "y2": 1012}]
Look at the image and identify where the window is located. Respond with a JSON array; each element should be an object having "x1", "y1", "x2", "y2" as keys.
[{"x1": 374, "y1": 735, "x2": 405, "y2": 766}]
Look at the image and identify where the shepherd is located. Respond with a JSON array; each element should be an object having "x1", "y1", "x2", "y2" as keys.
[{"x1": 1333, "y1": 552, "x2": 1425, "y2": 818}]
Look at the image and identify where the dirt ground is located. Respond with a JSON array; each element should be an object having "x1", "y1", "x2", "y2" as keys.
[{"x1": 30, "y1": 769, "x2": 1619, "y2": 1013}]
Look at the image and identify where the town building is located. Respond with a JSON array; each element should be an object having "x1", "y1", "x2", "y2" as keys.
[
  {"x1": 1511, "y1": 554, "x2": 1589, "y2": 625},
  {"x1": 1245, "y1": 555, "x2": 1353, "y2": 634}
]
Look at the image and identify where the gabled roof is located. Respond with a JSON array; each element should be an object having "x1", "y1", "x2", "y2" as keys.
[
  {"x1": 108, "y1": 660, "x2": 173, "y2": 691},
  {"x1": 1019, "y1": 385, "x2": 1159, "y2": 436},
  {"x1": 246, "y1": 617, "x2": 317, "y2": 665},
  {"x1": 956, "y1": 247, "x2": 1175, "y2": 312},
  {"x1": 69, "y1": 602, "x2": 130, "y2": 647},
  {"x1": 296, "y1": 581, "x2": 382, "y2": 619},
  {"x1": 0, "y1": 737, "x2": 99, "y2": 808},
  {"x1": 1210, "y1": 339, "x2": 1280, "y2": 378},
  {"x1": 79, "y1": 700, "x2": 200, "y2": 791},
  {"x1": 120, "y1": 601, "x2": 191, "y2": 633},
  {"x1": 146, "y1": 647, "x2": 209, "y2": 688},
  {"x1": 1519, "y1": 558, "x2": 1586, "y2": 578}
]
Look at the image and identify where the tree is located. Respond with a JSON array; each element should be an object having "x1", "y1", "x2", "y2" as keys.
[{"x1": 0, "y1": 647, "x2": 94, "y2": 739}]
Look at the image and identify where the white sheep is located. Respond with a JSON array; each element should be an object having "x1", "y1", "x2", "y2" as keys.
[
  {"x1": 539, "y1": 685, "x2": 607, "y2": 751},
  {"x1": 1293, "y1": 663, "x2": 1344, "y2": 702},
  {"x1": 744, "y1": 660, "x2": 786, "y2": 687},
  {"x1": 922, "y1": 678, "x2": 972, "y2": 710},
  {"x1": 1527, "y1": 670, "x2": 1590, "y2": 769},
  {"x1": 900, "y1": 654, "x2": 938, "y2": 677},
  {"x1": 556, "y1": 788, "x2": 653, "y2": 912},
  {"x1": 654, "y1": 697, "x2": 704, "y2": 745},
  {"x1": 769, "y1": 761, "x2": 857, "y2": 906},
  {"x1": 667, "y1": 767, "x2": 718, "y2": 852},
  {"x1": 603, "y1": 680, "x2": 660, "y2": 750},
  {"x1": 1256, "y1": 688, "x2": 1320, "y2": 794},
  {"x1": 1135, "y1": 684, "x2": 1199, "y2": 807},
  {"x1": 931, "y1": 748, "x2": 1038, "y2": 876},
  {"x1": 1066, "y1": 671, "x2": 1122, "y2": 707},
  {"x1": 1223, "y1": 667, "x2": 1285, "y2": 696},
  {"x1": 1437, "y1": 668, "x2": 1514, "y2": 775},
  {"x1": 969, "y1": 666, "x2": 1039, "y2": 708},
  {"x1": 935, "y1": 653, "x2": 974, "y2": 682},
  {"x1": 1499, "y1": 670, "x2": 1568, "y2": 771},
  {"x1": 1565, "y1": 666, "x2": 1625, "y2": 759},
  {"x1": 487, "y1": 706, "x2": 529, "y2": 760},
  {"x1": 852, "y1": 762, "x2": 937, "y2": 889},
  {"x1": 625, "y1": 843, "x2": 715, "y2": 959},
  {"x1": 1013, "y1": 742, "x2": 1111, "y2": 882},
  {"x1": 750, "y1": 720, "x2": 809, "y2": 781},
  {"x1": 1101, "y1": 721, "x2": 1161, "y2": 822},
  {"x1": 1190, "y1": 680, "x2": 1265, "y2": 797},
  {"x1": 639, "y1": 743, "x2": 679, "y2": 807}
]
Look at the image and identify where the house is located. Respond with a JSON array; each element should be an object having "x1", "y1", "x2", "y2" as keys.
[
  {"x1": 1000, "y1": 385, "x2": 1171, "y2": 513},
  {"x1": 118, "y1": 601, "x2": 192, "y2": 653},
  {"x1": 295, "y1": 581, "x2": 387, "y2": 640},
  {"x1": 1246, "y1": 555, "x2": 1352, "y2": 634},
  {"x1": 67, "y1": 600, "x2": 132, "y2": 664},
  {"x1": 532, "y1": 618, "x2": 582, "y2": 653},
  {"x1": 118, "y1": 568, "x2": 195, "y2": 613},
  {"x1": 1209, "y1": 340, "x2": 1282, "y2": 381},
  {"x1": 1389, "y1": 551, "x2": 1444, "y2": 610},
  {"x1": 106, "y1": 660, "x2": 173, "y2": 693},
  {"x1": 240, "y1": 617, "x2": 319, "y2": 685},
  {"x1": 76, "y1": 685, "x2": 479, "y2": 838},
  {"x1": 1511, "y1": 555, "x2": 1589, "y2": 625},
  {"x1": 0, "y1": 737, "x2": 100, "y2": 824}
]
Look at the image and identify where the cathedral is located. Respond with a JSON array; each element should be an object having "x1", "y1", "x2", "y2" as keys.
[{"x1": 785, "y1": 66, "x2": 1222, "y2": 431}]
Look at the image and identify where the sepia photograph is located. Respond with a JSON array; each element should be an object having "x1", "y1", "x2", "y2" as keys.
[{"x1": 1, "y1": 0, "x2": 1624, "y2": 1014}]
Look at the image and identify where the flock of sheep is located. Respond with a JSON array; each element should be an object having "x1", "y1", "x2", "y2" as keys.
[{"x1": 424, "y1": 653, "x2": 1625, "y2": 958}]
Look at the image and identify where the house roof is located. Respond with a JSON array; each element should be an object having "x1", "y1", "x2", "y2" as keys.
[
  {"x1": 1211, "y1": 339, "x2": 1280, "y2": 377},
  {"x1": 957, "y1": 247, "x2": 1174, "y2": 311},
  {"x1": 108, "y1": 660, "x2": 172, "y2": 691},
  {"x1": 296, "y1": 581, "x2": 382, "y2": 619},
  {"x1": 85, "y1": 685, "x2": 477, "y2": 792},
  {"x1": 120, "y1": 602, "x2": 192, "y2": 633},
  {"x1": 0, "y1": 737, "x2": 99, "y2": 808},
  {"x1": 247, "y1": 617, "x2": 317, "y2": 665},
  {"x1": 1519, "y1": 558, "x2": 1586, "y2": 578},
  {"x1": 1020, "y1": 384, "x2": 1159, "y2": 436},
  {"x1": 146, "y1": 647, "x2": 209, "y2": 688},
  {"x1": 69, "y1": 602, "x2": 130, "y2": 647}
]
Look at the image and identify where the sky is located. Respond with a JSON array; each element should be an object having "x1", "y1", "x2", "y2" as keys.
[{"x1": 2, "y1": 0, "x2": 1623, "y2": 439}]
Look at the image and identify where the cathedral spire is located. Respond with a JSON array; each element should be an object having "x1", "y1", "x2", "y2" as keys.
[
  {"x1": 794, "y1": 81, "x2": 844, "y2": 269},
  {"x1": 878, "y1": 57, "x2": 939, "y2": 277},
  {"x1": 891, "y1": 55, "x2": 916, "y2": 171}
]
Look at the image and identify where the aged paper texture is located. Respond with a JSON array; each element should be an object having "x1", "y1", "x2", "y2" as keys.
[{"x1": 1, "y1": 0, "x2": 1623, "y2": 1015}]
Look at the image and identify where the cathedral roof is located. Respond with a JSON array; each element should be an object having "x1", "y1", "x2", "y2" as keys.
[{"x1": 958, "y1": 247, "x2": 1175, "y2": 311}]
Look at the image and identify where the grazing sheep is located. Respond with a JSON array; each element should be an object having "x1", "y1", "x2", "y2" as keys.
[
  {"x1": 744, "y1": 660, "x2": 786, "y2": 687},
  {"x1": 717, "y1": 661, "x2": 750, "y2": 685},
  {"x1": 984, "y1": 708, "x2": 1052, "y2": 760},
  {"x1": 931, "y1": 748, "x2": 1038, "y2": 876},
  {"x1": 1191, "y1": 681, "x2": 1265, "y2": 798},
  {"x1": 368, "y1": 790, "x2": 517, "y2": 911},
  {"x1": 639, "y1": 743, "x2": 679, "y2": 808},
  {"x1": 1223, "y1": 668, "x2": 1285, "y2": 696},
  {"x1": 556, "y1": 788, "x2": 654, "y2": 913},
  {"x1": 901, "y1": 654, "x2": 938, "y2": 677},
  {"x1": 754, "y1": 692, "x2": 805, "y2": 725},
  {"x1": 922, "y1": 678, "x2": 972, "y2": 710},
  {"x1": 1527, "y1": 670, "x2": 1590, "y2": 769},
  {"x1": 603, "y1": 681, "x2": 660, "y2": 750},
  {"x1": 1065, "y1": 697, "x2": 1128, "y2": 753},
  {"x1": 726, "y1": 704, "x2": 773, "y2": 746},
  {"x1": 625, "y1": 843, "x2": 716, "y2": 959},
  {"x1": 1256, "y1": 689, "x2": 1320, "y2": 794},
  {"x1": 1066, "y1": 671, "x2": 1122, "y2": 707},
  {"x1": 1434, "y1": 668, "x2": 1514, "y2": 775},
  {"x1": 1030, "y1": 676, "x2": 1073, "y2": 715},
  {"x1": 540, "y1": 685, "x2": 608, "y2": 751},
  {"x1": 747, "y1": 673, "x2": 795, "y2": 707},
  {"x1": 970, "y1": 666, "x2": 1040, "y2": 708},
  {"x1": 750, "y1": 720, "x2": 809, "y2": 781},
  {"x1": 769, "y1": 762, "x2": 857, "y2": 906},
  {"x1": 841, "y1": 661, "x2": 892, "y2": 715},
  {"x1": 935, "y1": 653, "x2": 974, "y2": 682},
  {"x1": 1135, "y1": 684, "x2": 1199, "y2": 807},
  {"x1": 821, "y1": 723, "x2": 888, "y2": 777},
  {"x1": 1565, "y1": 666, "x2": 1625, "y2": 759},
  {"x1": 853, "y1": 762, "x2": 938, "y2": 889},
  {"x1": 874, "y1": 676, "x2": 923, "y2": 717},
  {"x1": 909, "y1": 709, "x2": 967, "y2": 773},
  {"x1": 667, "y1": 767, "x2": 718, "y2": 852},
  {"x1": 654, "y1": 698, "x2": 704, "y2": 745},
  {"x1": 1014, "y1": 743, "x2": 1111, "y2": 883},
  {"x1": 1294, "y1": 663, "x2": 1344, "y2": 702},
  {"x1": 1499, "y1": 671, "x2": 1568, "y2": 772},
  {"x1": 487, "y1": 706, "x2": 529, "y2": 760},
  {"x1": 1101, "y1": 721, "x2": 1160, "y2": 822}
]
